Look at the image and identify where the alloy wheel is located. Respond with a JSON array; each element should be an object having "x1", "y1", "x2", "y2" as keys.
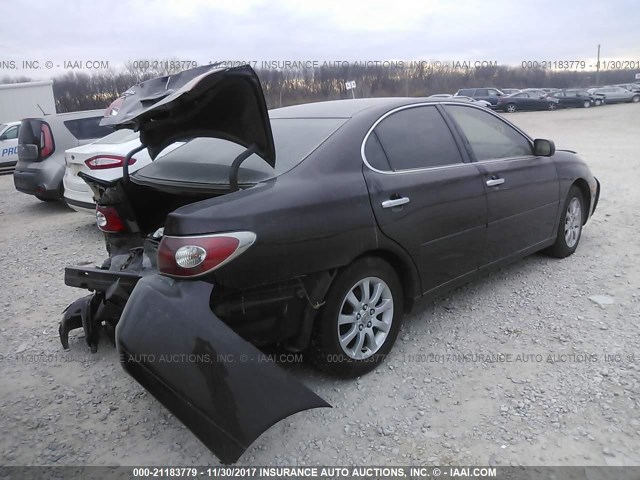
[
  {"x1": 564, "y1": 197, "x2": 582, "y2": 248},
  {"x1": 507, "y1": 104, "x2": 516, "y2": 113},
  {"x1": 337, "y1": 277, "x2": 393, "y2": 360}
]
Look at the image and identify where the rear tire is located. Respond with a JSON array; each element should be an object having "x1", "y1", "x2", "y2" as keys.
[
  {"x1": 307, "y1": 257, "x2": 403, "y2": 377},
  {"x1": 546, "y1": 185, "x2": 585, "y2": 258},
  {"x1": 632, "y1": 95, "x2": 640, "y2": 103}
]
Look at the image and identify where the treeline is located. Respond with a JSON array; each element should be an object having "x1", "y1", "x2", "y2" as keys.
[{"x1": 1, "y1": 63, "x2": 637, "y2": 113}]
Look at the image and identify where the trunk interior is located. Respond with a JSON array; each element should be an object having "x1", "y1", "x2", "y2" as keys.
[{"x1": 85, "y1": 175, "x2": 227, "y2": 236}]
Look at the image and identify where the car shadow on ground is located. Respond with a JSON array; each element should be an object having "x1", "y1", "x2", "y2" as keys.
[{"x1": 10, "y1": 198, "x2": 76, "y2": 216}]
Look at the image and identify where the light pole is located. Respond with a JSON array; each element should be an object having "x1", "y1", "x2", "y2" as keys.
[{"x1": 595, "y1": 44, "x2": 601, "y2": 86}]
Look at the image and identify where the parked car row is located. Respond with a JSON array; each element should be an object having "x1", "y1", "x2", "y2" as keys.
[{"x1": 447, "y1": 83, "x2": 639, "y2": 112}]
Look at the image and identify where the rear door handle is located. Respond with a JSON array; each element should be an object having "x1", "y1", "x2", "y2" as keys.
[
  {"x1": 382, "y1": 197, "x2": 410, "y2": 208},
  {"x1": 486, "y1": 178, "x2": 505, "y2": 187}
]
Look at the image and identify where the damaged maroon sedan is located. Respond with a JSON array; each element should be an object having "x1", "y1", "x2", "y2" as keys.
[{"x1": 59, "y1": 65, "x2": 600, "y2": 463}]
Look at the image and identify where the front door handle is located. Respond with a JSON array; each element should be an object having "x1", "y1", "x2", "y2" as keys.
[
  {"x1": 382, "y1": 197, "x2": 410, "y2": 209},
  {"x1": 486, "y1": 177, "x2": 505, "y2": 187}
]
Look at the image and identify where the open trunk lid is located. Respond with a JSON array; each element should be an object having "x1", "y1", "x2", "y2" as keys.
[{"x1": 100, "y1": 64, "x2": 276, "y2": 166}]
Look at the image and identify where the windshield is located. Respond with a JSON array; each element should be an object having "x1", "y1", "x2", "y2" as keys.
[{"x1": 132, "y1": 117, "x2": 347, "y2": 188}]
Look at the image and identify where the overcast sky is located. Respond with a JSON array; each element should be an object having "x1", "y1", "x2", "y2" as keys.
[{"x1": 1, "y1": 0, "x2": 639, "y2": 79}]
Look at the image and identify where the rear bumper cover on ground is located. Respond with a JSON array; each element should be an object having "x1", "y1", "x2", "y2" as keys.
[{"x1": 115, "y1": 275, "x2": 330, "y2": 464}]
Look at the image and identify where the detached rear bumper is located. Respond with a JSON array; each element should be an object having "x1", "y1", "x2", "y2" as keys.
[{"x1": 116, "y1": 275, "x2": 330, "y2": 464}]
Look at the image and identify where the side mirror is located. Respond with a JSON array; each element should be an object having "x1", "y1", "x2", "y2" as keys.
[
  {"x1": 533, "y1": 138, "x2": 555, "y2": 157},
  {"x1": 18, "y1": 144, "x2": 39, "y2": 161}
]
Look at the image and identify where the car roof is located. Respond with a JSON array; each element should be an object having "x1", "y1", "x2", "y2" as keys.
[
  {"x1": 269, "y1": 98, "x2": 432, "y2": 119},
  {"x1": 22, "y1": 109, "x2": 105, "y2": 122}
]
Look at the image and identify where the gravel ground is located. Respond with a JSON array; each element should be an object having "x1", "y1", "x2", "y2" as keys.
[{"x1": 0, "y1": 103, "x2": 639, "y2": 467}]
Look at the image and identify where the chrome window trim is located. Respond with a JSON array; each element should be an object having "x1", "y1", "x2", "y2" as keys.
[
  {"x1": 360, "y1": 102, "x2": 535, "y2": 175},
  {"x1": 441, "y1": 102, "x2": 536, "y2": 162},
  {"x1": 360, "y1": 102, "x2": 469, "y2": 175}
]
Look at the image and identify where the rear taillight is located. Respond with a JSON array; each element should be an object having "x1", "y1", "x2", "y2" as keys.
[
  {"x1": 96, "y1": 205, "x2": 127, "y2": 233},
  {"x1": 85, "y1": 155, "x2": 136, "y2": 170},
  {"x1": 158, "y1": 232, "x2": 256, "y2": 278},
  {"x1": 40, "y1": 123, "x2": 54, "y2": 160},
  {"x1": 104, "y1": 97, "x2": 124, "y2": 117}
]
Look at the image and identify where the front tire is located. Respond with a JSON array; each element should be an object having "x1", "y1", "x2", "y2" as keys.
[
  {"x1": 506, "y1": 103, "x2": 516, "y2": 113},
  {"x1": 632, "y1": 95, "x2": 640, "y2": 103},
  {"x1": 583, "y1": 100, "x2": 591, "y2": 108},
  {"x1": 548, "y1": 102, "x2": 557, "y2": 111},
  {"x1": 595, "y1": 99, "x2": 602, "y2": 106},
  {"x1": 546, "y1": 185, "x2": 585, "y2": 258},
  {"x1": 308, "y1": 257, "x2": 403, "y2": 377}
]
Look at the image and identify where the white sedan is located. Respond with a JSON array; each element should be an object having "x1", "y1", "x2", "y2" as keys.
[{"x1": 63, "y1": 130, "x2": 182, "y2": 213}]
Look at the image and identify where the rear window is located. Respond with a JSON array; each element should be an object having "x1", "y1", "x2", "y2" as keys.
[
  {"x1": 457, "y1": 89, "x2": 474, "y2": 96},
  {"x1": 63, "y1": 117, "x2": 113, "y2": 140},
  {"x1": 92, "y1": 129, "x2": 139, "y2": 145},
  {"x1": 133, "y1": 118, "x2": 347, "y2": 187}
]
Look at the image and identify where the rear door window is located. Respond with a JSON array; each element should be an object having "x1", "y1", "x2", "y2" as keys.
[
  {"x1": 445, "y1": 105, "x2": 532, "y2": 161},
  {"x1": 363, "y1": 131, "x2": 391, "y2": 171},
  {"x1": 372, "y1": 105, "x2": 462, "y2": 171},
  {"x1": 63, "y1": 117, "x2": 113, "y2": 140}
]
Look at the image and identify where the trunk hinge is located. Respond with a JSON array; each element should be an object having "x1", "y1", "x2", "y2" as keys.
[
  {"x1": 229, "y1": 144, "x2": 258, "y2": 192},
  {"x1": 122, "y1": 144, "x2": 147, "y2": 183}
]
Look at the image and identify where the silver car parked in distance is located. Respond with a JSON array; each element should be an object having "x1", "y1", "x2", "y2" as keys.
[
  {"x1": 13, "y1": 110, "x2": 113, "y2": 201},
  {"x1": 587, "y1": 86, "x2": 640, "y2": 104}
]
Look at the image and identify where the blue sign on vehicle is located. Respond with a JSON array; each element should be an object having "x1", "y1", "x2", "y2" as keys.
[{"x1": 2, "y1": 147, "x2": 18, "y2": 157}]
